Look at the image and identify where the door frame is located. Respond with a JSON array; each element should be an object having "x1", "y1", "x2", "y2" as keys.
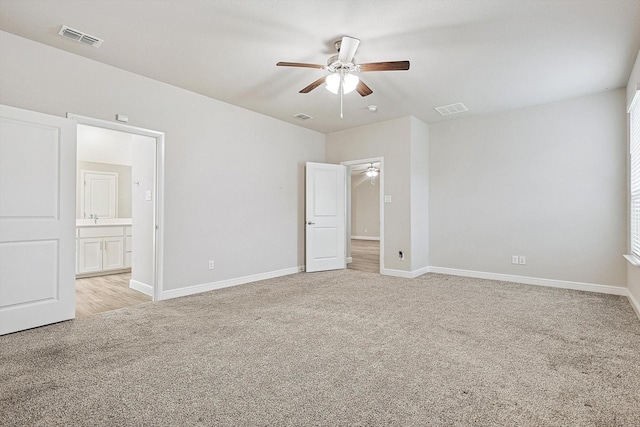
[
  {"x1": 67, "y1": 113, "x2": 165, "y2": 302},
  {"x1": 341, "y1": 157, "x2": 384, "y2": 273}
]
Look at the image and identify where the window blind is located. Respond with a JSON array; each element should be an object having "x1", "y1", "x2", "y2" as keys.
[{"x1": 630, "y1": 90, "x2": 640, "y2": 258}]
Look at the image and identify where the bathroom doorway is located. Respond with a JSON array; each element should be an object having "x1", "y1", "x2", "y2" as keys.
[{"x1": 70, "y1": 114, "x2": 164, "y2": 316}]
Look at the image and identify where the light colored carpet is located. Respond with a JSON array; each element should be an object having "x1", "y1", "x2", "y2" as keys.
[{"x1": 1, "y1": 270, "x2": 639, "y2": 426}]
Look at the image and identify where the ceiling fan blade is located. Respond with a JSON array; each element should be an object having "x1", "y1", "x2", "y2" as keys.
[
  {"x1": 276, "y1": 62, "x2": 324, "y2": 69},
  {"x1": 356, "y1": 80, "x2": 373, "y2": 97},
  {"x1": 338, "y1": 36, "x2": 360, "y2": 63},
  {"x1": 359, "y1": 61, "x2": 410, "y2": 72},
  {"x1": 299, "y1": 76, "x2": 327, "y2": 93}
]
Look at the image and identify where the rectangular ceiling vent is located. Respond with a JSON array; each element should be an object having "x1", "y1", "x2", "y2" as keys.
[
  {"x1": 294, "y1": 113, "x2": 313, "y2": 121},
  {"x1": 58, "y1": 25, "x2": 103, "y2": 47},
  {"x1": 435, "y1": 102, "x2": 469, "y2": 116}
]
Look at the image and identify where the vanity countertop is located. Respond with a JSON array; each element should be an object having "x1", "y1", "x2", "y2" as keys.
[{"x1": 76, "y1": 218, "x2": 132, "y2": 227}]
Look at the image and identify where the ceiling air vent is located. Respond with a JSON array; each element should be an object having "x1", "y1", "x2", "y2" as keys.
[
  {"x1": 435, "y1": 102, "x2": 469, "y2": 116},
  {"x1": 294, "y1": 113, "x2": 313, "y2": 121},
  {"x1": 58, "y1": 25, "x2": 103, "y2": 47}
]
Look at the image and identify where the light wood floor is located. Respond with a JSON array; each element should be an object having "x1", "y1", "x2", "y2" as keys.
[
  {"x1": 348, "y1": 239, "x2": 380, "y2": 273},
  {"x1": 76, "y1": 273, "x2": 151, "y2": 318}
]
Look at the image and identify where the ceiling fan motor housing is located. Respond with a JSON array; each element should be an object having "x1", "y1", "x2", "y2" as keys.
[{"x1": 327, "y1": 55, "x2": 357, "y2": 73}]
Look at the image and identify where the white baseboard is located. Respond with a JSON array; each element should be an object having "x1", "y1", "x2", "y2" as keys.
[
  {"x1": 428, "y1": 266, "x2": 628, "y2": 296},
  {"x1": 628, "y1": 290, "x2": 640, "y2": 320},
  {"x1": 161, "y1": 266, "x2": 304, "y2": 300},
  {"x1": 351, "y1": 236, "x2": 380, "y2": 241},
  {"x1": 381, "y1": 266, "x2": 431, "y2": 279},
  {"x1": 129, "y1": 279, "x2": 153, "y2": 296},
  {"x1": 381, "y1": 268, "x2": 412, "y2": 278},
  {"x1": 412, "y1": 266, "x2": 431, "y2": 278}
]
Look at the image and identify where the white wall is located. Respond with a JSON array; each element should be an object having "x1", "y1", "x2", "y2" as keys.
[
  {"x1": 429, "y1": 89, "x2": 627, "y2": 287},
  {"x1": 327, "y1": 116, "x2": 430, "y2": 274},
  {"x1": 0, "y1": 31, "x2": 325, "y2": 294},
  {"x1": 626, "y1": 50, "x2": 640, "y2": 311},
  {"x1": 410, "y1": 117, "x2": 429, "y2": 271},
  {"x1": 327, "y1": 117, "x2": 412, "y2": 272},
  {"x1": 131, "y1": 134, "x2": 156, "y2": 289},
  {"x1": 77, "y1": 124, "x2": 133, "y2": 166},
  {"x1": 351, "y1": 173, "x2": 380, "y2": 239}
]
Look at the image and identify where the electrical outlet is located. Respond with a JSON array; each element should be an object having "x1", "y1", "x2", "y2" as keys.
[
  {"x1": 399, "y1": 251, "x2": 404, "y2": 260},
  {"x1": 512, "y1": 255, "x2": 519, "y2": 264},
  {"x1": 208, "y1": 260, "x2": 214, "y2": 270},
  {"x1": 519, "y1": 256, "x2": 526, "y2": 265}
]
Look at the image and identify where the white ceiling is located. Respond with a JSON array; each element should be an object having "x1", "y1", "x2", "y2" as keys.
[{"x1": 1, "y1": 0, "x2": 638, "y2": 134}]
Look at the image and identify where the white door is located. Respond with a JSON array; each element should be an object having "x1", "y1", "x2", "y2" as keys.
[
  {"x1": 82, "y1": 171, "x2": 117, "y2": 219},
  {"x1": 305, "y1": 162, "x2": 346, "y2": 272},
  {"x1": 0, "y1": 105, "x2": 76, "y2": 335}
]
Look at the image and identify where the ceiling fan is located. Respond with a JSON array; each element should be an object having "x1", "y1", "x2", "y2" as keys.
[
  {"x1": 360, "y1": 163, "x2": 380, "y2": 185},
  {"x1": 277, "y1": 36, "x2": 410, "y2": 118}
]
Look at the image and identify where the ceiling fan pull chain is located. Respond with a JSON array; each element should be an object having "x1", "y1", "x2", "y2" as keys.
[{"x1": 340, "y1": 72, "x2": 344, "y2": 119}]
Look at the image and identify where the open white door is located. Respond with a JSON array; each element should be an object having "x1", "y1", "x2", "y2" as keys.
[
  {"x1": 305, "y1": 162, "x2": 346, "y2": 272},
  {"x1": 0, "y1": 105, "x2": 76, "y2": 335}
]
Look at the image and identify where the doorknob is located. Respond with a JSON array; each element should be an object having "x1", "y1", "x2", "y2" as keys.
[{"x1": 307, "y1": 221, "x2": 315, "y2": 225}]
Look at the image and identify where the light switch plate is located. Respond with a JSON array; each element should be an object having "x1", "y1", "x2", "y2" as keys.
[
  {"x1": 384, "y1": 195, "x2": 392, "y2": 203},
  {"x1": 145, "y1": 190, "x2": 152, "y2": 201}
]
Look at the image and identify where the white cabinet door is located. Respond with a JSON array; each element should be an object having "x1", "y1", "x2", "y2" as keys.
[
  {"x1": 81, "y1": 171, "x2": 117, "y2": 219},
  {"x1": 103, "y1": 237, "x2": 124, "y2": 270},
  {"x1": 305, "y1": 162, "x2": 346, "y2": 272},
  {"x1": 78, "y1": 238, "x2": 103, "y2": 274},
  {"x1": 0, "y1": 105, "x2": 76, "y2": 335}
]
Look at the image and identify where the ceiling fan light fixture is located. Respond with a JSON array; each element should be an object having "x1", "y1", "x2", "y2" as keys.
[
  {"x1": 343, "y1": 73, "x2": 359, "y2": 94},
  {"x1": 325, "y1": 74, "x2": 340, "y2": 94},
  {"x1": 325, "y1": 73, "x2": 359, "y2": 95}
]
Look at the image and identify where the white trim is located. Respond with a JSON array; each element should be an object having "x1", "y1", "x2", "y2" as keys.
[
  {"x1": 428, "y1": 266, "x2": 628, "y2": 296},
  {"x1": 129, "y1": 279, "x2": 153, "y2": 296},
  {"x1": 627, "y1": 87, "x2": 640, "y2": 113},
  {"x1": 381, "y1": 268, "x2": 413, "y2": 279},
  {"x1": 628, "y1": 290, "x2": 640, "y2": 320},
  {"x1": 381, "y1": 266, "x2": 431, "y2": 279},
  {"x1": 412, "y1": 266, "x2": 431, "y2": 278},
  {"x1": 161, "y1": 266, "x2": 303, "y2": 300},
  {"x1": 346, "y1": 257, "x2": 353, "y2": 264},
  {"x1": 351, "y1": 236, "x2": 380, "y2": 241},
  {"x1": 624, "y1": 254, "x2": 640, "y2": 267},
  {"x1": 67, "y1": 113, "x2": 165, "y2": 303}
]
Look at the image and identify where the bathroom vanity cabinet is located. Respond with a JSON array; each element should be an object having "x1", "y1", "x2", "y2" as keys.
[{"x1": 76, "y1": 220, "x2": 132, "y2": 276}]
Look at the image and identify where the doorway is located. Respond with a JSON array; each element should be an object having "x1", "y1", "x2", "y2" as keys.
[
  {"x1": 69, "y1": 114, "x2": 164, "y2": 310},
  {"x1": 341, "y1": 158, "x2": 384, "y2": 274}
]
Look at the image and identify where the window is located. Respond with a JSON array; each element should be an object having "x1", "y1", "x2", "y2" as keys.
[{"x1": 630, "y1": 90, "x2": 640, "y2": 259}]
